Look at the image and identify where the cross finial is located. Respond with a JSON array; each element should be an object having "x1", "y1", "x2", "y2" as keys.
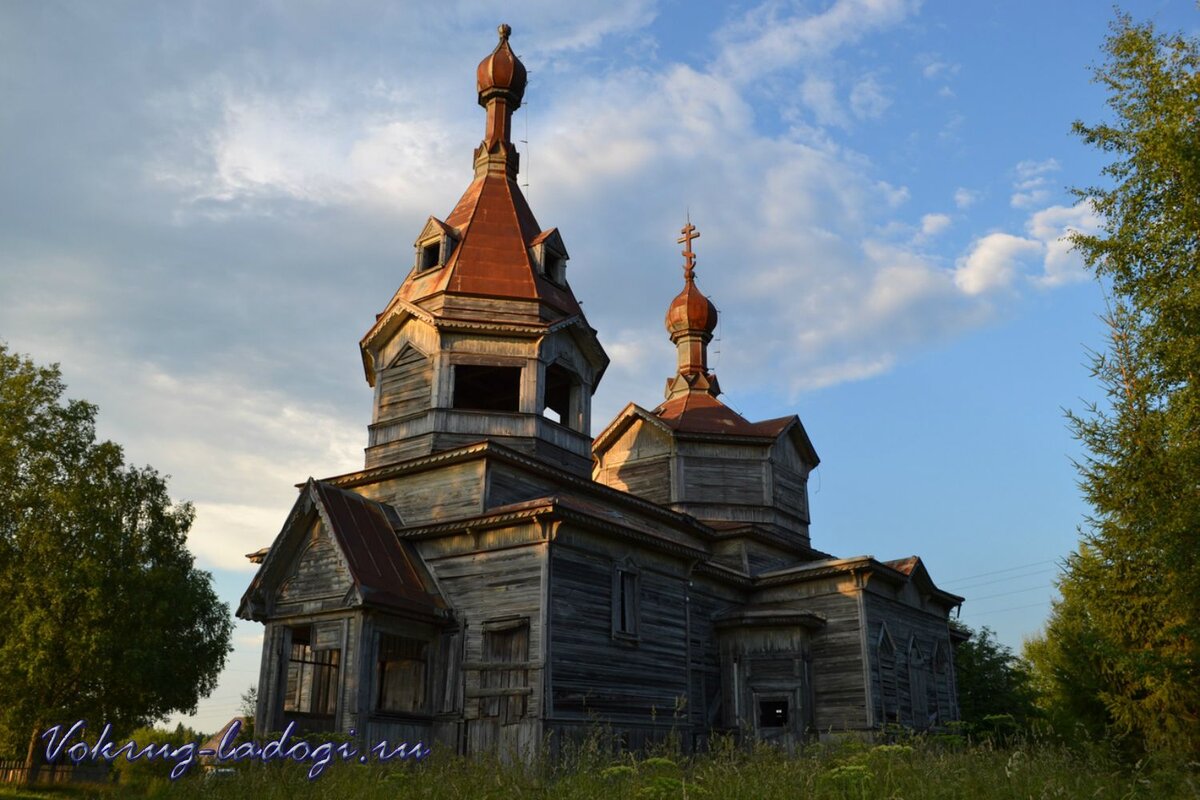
[{"x1": 677, "y1": 217, "x2": 700, "y2": 280}]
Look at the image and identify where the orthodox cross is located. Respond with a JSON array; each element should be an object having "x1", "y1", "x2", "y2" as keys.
[{"x1": 677, "y1": 219, "x2": 700, "y2": 280}]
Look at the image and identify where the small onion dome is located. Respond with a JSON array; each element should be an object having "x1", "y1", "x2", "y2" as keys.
[
  {"x1": 665, "y1": 275, "x2": 718, "y2": 336},
  {"x1": 477, "y1": 23, "x2": 527, "y2": 105}
]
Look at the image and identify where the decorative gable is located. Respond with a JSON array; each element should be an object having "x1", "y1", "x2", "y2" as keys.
[
  {"x1": 238, "y1": 479, "x2": 449, "y2": 622},
  {"x1": 278, "y1": 519, "x2": 352, "y2": 605}
]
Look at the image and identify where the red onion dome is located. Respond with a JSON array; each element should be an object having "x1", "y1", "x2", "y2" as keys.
[
  {"x1": 665, "y1": 277, "x2": 718, "y2": 336},
  {"x1": 476, "y1": 24, "x2": 527, "y2": 106}
]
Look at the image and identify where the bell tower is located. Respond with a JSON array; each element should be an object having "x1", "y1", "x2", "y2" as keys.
[{"x1": 358, "y1": 25, "x2": 609, "y2": 476}]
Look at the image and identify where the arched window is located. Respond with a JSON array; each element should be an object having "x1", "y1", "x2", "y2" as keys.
[{"x1": 875, "y1": 623, "x2": 897, "y2": 725}]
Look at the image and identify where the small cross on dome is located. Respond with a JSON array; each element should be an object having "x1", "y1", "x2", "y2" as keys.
[{"x1": 677, "y1": 219, "x2": 700, "y2": 279}]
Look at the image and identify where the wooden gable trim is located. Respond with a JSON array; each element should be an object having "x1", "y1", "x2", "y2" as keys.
[
  {"x1": 238, "y1": 480, "x2": 355, "y2": 620},
  {"x1": 360, "y1": 298, "x2": 438, "y2": 385},
  {"x1": 592, "y1": 402, "x2": 675, "y2": 456}
]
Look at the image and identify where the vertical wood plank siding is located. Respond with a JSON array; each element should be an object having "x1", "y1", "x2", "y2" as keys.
[
  {"x1": 862, "y1": 588, "x2": 959, "y2": 728},
  {"x1": 548, "y1": 533, "x2": 691, "y2": 724}
]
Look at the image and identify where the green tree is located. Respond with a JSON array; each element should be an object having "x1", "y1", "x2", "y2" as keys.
[
  {"x1": 0, "y1": 344, "x2": 233, "y2": 774},
  {"x1": 951, "y1": 623, "x2": 1037, "y2": 729},
  {"x1": 1031, "y1": 13, "x2": 1200, "y2": 753}
]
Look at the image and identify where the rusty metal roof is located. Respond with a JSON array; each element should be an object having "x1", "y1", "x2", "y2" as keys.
[
  {"x1": 392, "y1": 26, "x2": 583, "y2": 320},
  {"x1": 311, "y1": 480, "x2": 447, "y2": 614},
  {"x1": 652, "y1": 391, "x2": 793, "y2": 438},
  {"x1": 882, "y1": 556, "x2": 920, "y2": 576},
  {"x1": 397, "y1": 173, "x2": 582, "y2": 317}
]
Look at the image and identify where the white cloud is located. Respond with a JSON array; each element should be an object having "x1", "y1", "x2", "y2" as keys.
[
  {"x1": 801, "y1": 74, "x2": 848, "y2": 127},
  {"x1": 850, "y1": 74, "x2": 891, "y2": 120},
  {"x1": 1011, "y1": 158, "x2": 1061, "y2": 208},
  {"x1": 954, "y1": 187, "x2": 979, "y2": 209},
  {"x1": 1027, "y1": 201, "x2": 1102, "y2": 287},
  {"x1": 1015, "y1": 158, "x2": 1060, "y2": 180},
  {"x1": 920, "y1": 212, "x2": 951, "y2": 237},
  {"x1": 717, "y1": 0, "x2": 920, "y2": 83},
  {"x1": 954, "y1": 233, "x2": 1043, "y2": 295},
  {"x1": 919, "y1": 57, "x2": 960, "y2": 80}
]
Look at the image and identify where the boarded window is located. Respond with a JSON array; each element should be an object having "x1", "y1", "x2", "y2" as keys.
[
  {"x1": 481, "y1": 619, "x2": 530, "y2": 724},
  {"x1": 612, "y1": 566, "x2": 640, "y2": 637},
  {"x1": 284, "y1": 627, "x2": 339, "y2": 716},
  {"x1": 908, "y1": 638, "x2": 931, "y2": 728},
  {"x1": 452, "y1": 365, "x2": 521, "y2": 412},
  {"x1": 377, "y1": 634, "x2": 428, "y2": 714},
  {"x1": 876, "y1": 624, "x2": 897, "y2": 725}
]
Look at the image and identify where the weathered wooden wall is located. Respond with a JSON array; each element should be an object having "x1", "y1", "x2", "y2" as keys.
[
  {"x1": 415, "y1": 523, "x2": 549, "y2": 758},
  {"x1": 862, "y1": 586, "x2": 958, "y2": 728},
  {"x1": 547, "y1": 527, "x2": 691, "y2": 739},
  {"x1": 592, "y1": 419, "x2": 673, "y2": 505},
  {"x1": 751, "y1": 577, "x2": 870, "y2": 732}
]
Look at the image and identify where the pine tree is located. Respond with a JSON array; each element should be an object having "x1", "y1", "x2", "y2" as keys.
[{"x1": 1030, "y1": 13, "x2": 1200, "y2": 753}]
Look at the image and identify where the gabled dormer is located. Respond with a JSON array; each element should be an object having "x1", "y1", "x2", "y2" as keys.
[
  {"x1": 529, "y1": 228, "x2": 568, "y2": 285},
  {"x1": 413, "y1": 216, "x2": 459, "y2": 272}
]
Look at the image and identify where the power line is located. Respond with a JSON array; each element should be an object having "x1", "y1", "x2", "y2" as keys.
[
  {"x1": 950, "y1": 567, "x2": 1058, "y2": 591},
  {"x1": 968, "y1": 583, "x2": 1055, "y2": 603},
  {"x1": 941, "y1": 559, "x2": 1058, "y2": 585},
  {"x1": 965, "y1": 600, "x2": 1052, "y2": 618}
]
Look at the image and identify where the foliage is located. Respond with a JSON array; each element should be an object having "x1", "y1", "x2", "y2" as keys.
[
  {"x1": 1031, "y1": 12, "x2": 1200, "y2": 754},
  {"x1": 109, "y1": 723, "x2": 204, "y2": 786},
  {"x1": 1, "y1": 735, "x2": 1199, "y2": 799},
  {"x1": 42, "y1": 736, "x2": 1192, "y2": 800},
  {"x1": 950, "y1": 622, "x2": 1037, "y2": 729},
  {"x1": 0, "y1": 345, "x2": 233, "y2": 762},
  {"x1": 237, "y1": 686, "x2": 257, "y2": 742}
]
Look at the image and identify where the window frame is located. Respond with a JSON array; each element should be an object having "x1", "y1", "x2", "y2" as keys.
[
  {"x1": 283, "y1": 626, "x2": 340, "y2": 718},
  {"x1": 374, "y1": 632, "x2": 431, "y2": 717},
  {"x1": 611, "y1": 561, "x2": 641, "y2": 641}
]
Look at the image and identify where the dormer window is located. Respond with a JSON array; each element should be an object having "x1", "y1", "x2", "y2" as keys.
[
  {"x1": 529, "y1": 227, "x2": 569, "y2": 286},
  {"x1": 544, "y1": 253, "x2": 566, "y2": 284},
  {"x1": 418, "y1": 240, "x2": 441, "y2": 271},
  {"x1": 413, "y1": 216, "x2": 457, "y2": 273}
]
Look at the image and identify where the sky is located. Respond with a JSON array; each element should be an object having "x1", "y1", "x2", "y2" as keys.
[{"x1": 2, "y1": 1, "x2": 1197, "y2": 734}]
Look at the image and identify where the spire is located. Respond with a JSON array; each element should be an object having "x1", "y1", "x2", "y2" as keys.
[
  {"x1": 664, "y1": 218, "x2": 720, "y2": 399},
  {"x1": 474, "y1": 23, "x2": 527, "y2": 179}
]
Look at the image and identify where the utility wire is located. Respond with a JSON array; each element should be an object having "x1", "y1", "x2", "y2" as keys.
[
  {"x1": 941, "y1": 559, "x2": 1058, "y2": 585},
  {"x1": 968, "y1": 584, "x2": 1055, "y2": 603},
  {"x1": 948, "y1": 566, "x2": 1057, "y2": 591}
]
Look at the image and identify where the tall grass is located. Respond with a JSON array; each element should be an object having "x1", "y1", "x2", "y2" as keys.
[{"x1": 7, "y1": 732, "x2": 1197, "y2": 799}]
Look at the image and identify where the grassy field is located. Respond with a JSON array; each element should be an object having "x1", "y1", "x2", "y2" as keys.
[{"x1": 2, "y1": 735, "x2": 1197, "y2": 799}]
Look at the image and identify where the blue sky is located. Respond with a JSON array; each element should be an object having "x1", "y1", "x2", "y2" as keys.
[{"x1": 2, "y1": 1, "x2": 1197, "y2": 733}]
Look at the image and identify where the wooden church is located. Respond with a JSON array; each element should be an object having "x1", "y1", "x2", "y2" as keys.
[{"x1": 238, "y1": 25, "x2": 965, "y2": 756}]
